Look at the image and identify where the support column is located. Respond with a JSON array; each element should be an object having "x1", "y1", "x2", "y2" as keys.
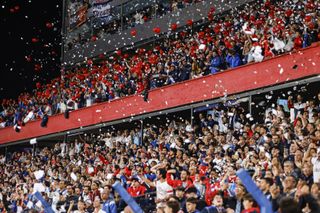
[
  {"x1": 64, "y1": 133, "x2": 68, "y2": 143},
  {"x1": 248, "y1": 95, "x2": 252, "y2": 115},
  {"x1": 190, "y1": 107, "x2": 194, "y2": 126},
  {"x1": 140, "y1": 120, "x2": 144, "y2": 146},
  {"x1": 5, "y1": 146, "x2": 8, "y2": 163},
  {"x1": 120, "y1": 0, "x2": 124, "y2": 31},
  {"x1": 32, "y1": 144, "x2": 36, "y2": 158},
  {"x1": 154, "y1": 0, "x2": 157, "y2": 18},
  {"x1": 60, "y1": 0, "x2": 67, "y2": 64}
]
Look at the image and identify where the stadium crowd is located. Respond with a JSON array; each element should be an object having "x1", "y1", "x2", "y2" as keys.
[
  {"x1": 1, "y1": 0, "x2": 320, "y2": 129},
  {"x1": 0, "y1": 90, "x2": 319, "y2": 213}
]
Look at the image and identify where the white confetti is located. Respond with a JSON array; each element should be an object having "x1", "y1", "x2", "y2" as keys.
[{"x1": 279, "y1": 68, "x2": 284, "y2": 74}]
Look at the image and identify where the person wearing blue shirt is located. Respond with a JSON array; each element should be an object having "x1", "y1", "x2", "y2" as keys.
[
  {"x1": 210, "y1": 51, "x2": 222, "y2": 74},
  {"x1": 144, "y1": 172, "x2": 157, "y2": 182},
  {"x1": 168, "y1": 64, "x2": 180, "y2": 83},
  {"x1": 303, "y1": 32, "x2": 311, "y2": 48},
  {"x1": 226, "y1": 49, "x2": 242, "y2": 68},
  {"x1": 101, "y1": 186, "x2": 117, "y2": 213},
  {"x1": 179, "y1": 59, "x2": 192, "y2": 81},
  {"x1": 14, "y1": 109, "x2": 22, "y2": 126}
]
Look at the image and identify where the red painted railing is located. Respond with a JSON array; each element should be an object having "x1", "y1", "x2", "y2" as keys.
[{"x1": 1, "y1": 43, "x2": 320, "y2": 145}]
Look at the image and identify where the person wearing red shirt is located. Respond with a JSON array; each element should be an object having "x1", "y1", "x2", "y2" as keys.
[
  {"x1": 90, "y1": 182, "x2": 101, "y2": 203},
  {"x1": 204, "y1": 169, "x2": 222, "y2": 205},
  {"x1": 294, "y1": 31, "x2": 303, "y2": 50},
  {"x1": 166, "y1": 169, "x2": 193, "y2": 189},
  {"x1": 244, "y1": 124, "x2": 254, "y2": 138},
  {"x1": 127, "y1": 178, "x2": 147, "y2": 197},
  {"x1": 241, "y1": 194, "x2": 260, "y2": 213},
  {"x1": 205, "y1": 180, "x2": 222, "y2": 206}
]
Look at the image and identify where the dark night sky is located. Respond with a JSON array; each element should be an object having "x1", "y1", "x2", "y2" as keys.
[{"x1": 0, "y1": 0, "x2": 62, "y2": 99}]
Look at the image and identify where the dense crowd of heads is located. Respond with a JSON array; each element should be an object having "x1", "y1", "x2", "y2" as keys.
[
  {"x1": 0, "y1": 89, "x2": 319, "y2": 213},
  {"x1": 1, "y1": 0, "x2": 320, "y2": 129}
]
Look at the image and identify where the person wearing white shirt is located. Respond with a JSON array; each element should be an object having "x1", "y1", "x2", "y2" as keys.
[
  {"x1": 276, "y1": 105, "x2": 285, "y2": 119},
  {"x1": 133, "y1": 12, "x2": 144, "y2": 25},
  {"x1": 103, "y1": 133, "x2": 113, "y2": 148},
  {"x1": 23, "y1": 109, "x2": 34, "y2": 124},
  {"x1": 60, "y1": 142, "x2": 67, "y2": 157},
  {"x1": 59, "y1": 100, "x2": 67, "y2": 113},
  {"x1": 75, "y1": 139, "x2": 82, "y2": 154},
  {"x1": 294, "y1": 95, "x2": 306, "y2": 118},
  {"x1": 81, "y1": 186, "x2": 92, "y2": 206},
  {"x1": 140, "y1": 167, "x2": 173, "y2": 209},
  {"x1": 122, "y1": 130, "x2": 131, "y2": 146},
  {"x1": 115, "y1": 131, "x2": 124, "y2": 144},
  {"x1": 93, "y1": 197, "x2": 106, "y2": 213},
  {"x1": 311, "y1": 150, "x2": 320, "y2": 183}
]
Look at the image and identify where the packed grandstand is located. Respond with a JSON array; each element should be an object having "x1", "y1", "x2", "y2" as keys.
[{"x1": 0, "y1": 0, "x2": 320, "y2": 213}]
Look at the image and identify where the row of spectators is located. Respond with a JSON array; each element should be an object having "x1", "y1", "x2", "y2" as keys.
[
  {"x1": 0, "y1": 90, "x2": 319, "y2": 213},
  {"x1": 1, "y1": 0, "x2": 320, "y2": 129}
]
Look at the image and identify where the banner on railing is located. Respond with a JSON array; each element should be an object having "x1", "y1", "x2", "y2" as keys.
[
  {"x1": 92, "y1": 0, "x2": 112, "y2": 18},
  {"x1": 91, "y1": 0, "x2": 113, "y2": 27},
  {"x1": 69, "y1": 4, "x2": 88, "y2": 30}
]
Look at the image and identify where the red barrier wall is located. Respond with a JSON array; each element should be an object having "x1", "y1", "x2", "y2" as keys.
[{"x1": 1, "y1": 43, "x2": 320, "y2": 145}]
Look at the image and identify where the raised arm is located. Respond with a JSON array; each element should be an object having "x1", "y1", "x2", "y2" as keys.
[{"x1": 139, "y1": 175, "x2": 155, "y2": 187}]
